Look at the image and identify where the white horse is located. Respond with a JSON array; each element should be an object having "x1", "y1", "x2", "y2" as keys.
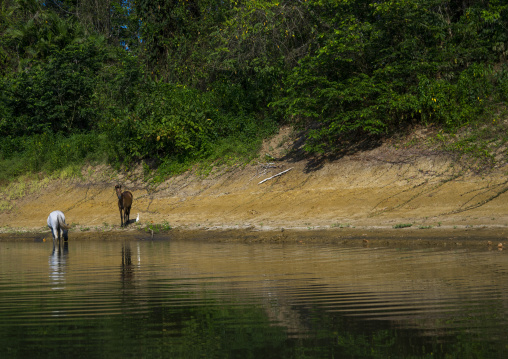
[{"x1": 47, "y1": 210, "x2": 70, "y2": 241}]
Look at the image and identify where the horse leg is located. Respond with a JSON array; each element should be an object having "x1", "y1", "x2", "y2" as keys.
[
  {"x1": 119, "y1": 207, "x2": 124, "y2": 227},
  {"x1": 51, "y1": 227, "x2": 57, "y2": 241},
  {"x1": 125, "y1": 207, "x2": 131, "y2": 225}
]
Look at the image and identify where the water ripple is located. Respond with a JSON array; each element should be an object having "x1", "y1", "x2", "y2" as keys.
[{"x1": 1, "y1": 239, "x2": 507, "y2": 357}]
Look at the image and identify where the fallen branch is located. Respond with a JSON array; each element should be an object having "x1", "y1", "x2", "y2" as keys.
[{"x1": 258, "y1": 168, "x2": 293, "y2": 184}]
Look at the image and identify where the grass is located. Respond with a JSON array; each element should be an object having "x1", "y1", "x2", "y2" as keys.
[
  {"x1": 393, "y1": 223, "x2": 413, "y2": 229},
  {"x1": 136, "y1": 133, "x2": 270, "y2": 185},
  {"x1": 0, "y1": 199, "x2": 12, "y2": 211},
  {"x1": 196, "y1": 137, "x2": 265, "y2": 177},
  {"x1": 0, "y1": 132, "x2": 108, "y2": 184},
  {"x1": 145, "y1": 220, "x2": 172, "y2": 234},
  {"x1": 0, "y1": 175, "x2": 52, "y2": 211},
  {"x1": 331, "y1": 223, "x2": 352, "y2": 228},
  {"x1": 425, "y1": 107, "x2": 508, "y2": 172},
  {"x1": 0, "y1": 126, "x2": 270, "y2": 198}
]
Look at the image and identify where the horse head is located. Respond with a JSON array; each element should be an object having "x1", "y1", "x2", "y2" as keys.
[{"x1": 115, "y1": 184, "x2": 123, "y2": 200}]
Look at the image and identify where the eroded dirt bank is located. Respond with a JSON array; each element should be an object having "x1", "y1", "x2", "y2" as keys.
[{"x1": 1, "y1": 139, "x2": 508, "y2": 244}]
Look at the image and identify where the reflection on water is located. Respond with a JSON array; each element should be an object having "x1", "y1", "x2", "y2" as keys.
[
  {"x1": 121, "y1": 242, "x2": 133, "y2": 283},
  {"x1": 49, "y1": 240, "x2": 68, "y2": 290},
  {"x1": 0, "y1": 237, "x2": 507, "y2": 358}
]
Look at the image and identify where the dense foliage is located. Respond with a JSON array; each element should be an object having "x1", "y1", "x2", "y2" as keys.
[{"x1": 0, "y1": 0, "x2": 507, "y2": 180}]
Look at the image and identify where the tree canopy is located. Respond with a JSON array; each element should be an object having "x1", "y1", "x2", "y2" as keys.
[{"x1": 1, "y1": 0, "x2": 507, "y2": 176}]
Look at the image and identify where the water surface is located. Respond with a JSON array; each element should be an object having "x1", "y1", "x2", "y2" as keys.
[{"x1": 1, "y1": 236, "x2": 507, "y2": 358}]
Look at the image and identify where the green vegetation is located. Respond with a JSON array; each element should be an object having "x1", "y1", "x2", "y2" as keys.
[
  {"x1": 145, "y1": 220, "x2": 172, "y2": 234},
  {"x1": 331, "y1": 223, "x2": 352, "y2": 228},
  {"x1": 393, "y1": 223, "x2": 413, "y2": 229},
  {"x1": 1, "y1": 0, "x2": 507, "y2": 182},
  {"x1": 418, "y1": 225, "x2": 433, "y2": 229}
]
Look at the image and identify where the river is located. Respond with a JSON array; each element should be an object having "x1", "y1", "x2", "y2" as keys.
[{"x1": 1, "y1": 234, "x2": 507, "y2": 358}]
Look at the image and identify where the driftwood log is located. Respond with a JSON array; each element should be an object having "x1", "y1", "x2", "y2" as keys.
[{"x1": 258, "y1": 168, "x2": 293, "y2": 184}]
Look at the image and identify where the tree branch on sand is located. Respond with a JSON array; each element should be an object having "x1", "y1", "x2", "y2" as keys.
[{"x1": 258, "y1": 168, "x2": 293, "y2": 184}]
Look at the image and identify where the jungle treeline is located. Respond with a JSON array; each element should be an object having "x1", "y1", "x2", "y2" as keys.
[{"x1": 0, "y1": 0, "x2": 507, "y2": 180}]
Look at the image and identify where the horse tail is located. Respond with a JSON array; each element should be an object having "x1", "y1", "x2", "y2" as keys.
[{"x1": 58, "y1": 217, "x2": 71, "y2": 230}]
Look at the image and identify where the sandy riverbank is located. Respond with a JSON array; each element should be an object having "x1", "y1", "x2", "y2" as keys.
[{"x1": 1, "y1": 127, "x2": 508, "y2": 246}]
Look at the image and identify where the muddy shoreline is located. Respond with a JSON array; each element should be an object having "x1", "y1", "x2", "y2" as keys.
[{"x1": 1, "y1": 226, "x2": 506, "y2": 250}]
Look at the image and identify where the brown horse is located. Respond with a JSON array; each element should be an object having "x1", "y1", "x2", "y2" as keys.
[{"x1": 115, "y1": 185, "x2": 133, "y2": 227}]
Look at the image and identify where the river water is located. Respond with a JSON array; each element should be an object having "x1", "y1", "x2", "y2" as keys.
[{"x1": 0, "y1": 235, "x2": 507, "y2": 358}]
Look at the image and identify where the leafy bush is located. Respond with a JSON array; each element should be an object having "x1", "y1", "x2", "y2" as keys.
[
  {"x1": 103, "y1": 82, "x2": 214, "y2": 164},
  {"x1": 495, "y1": 65, "x2": 508, "y2": 101},
  {"x1": 2, "y1": 39, "x2": 106, "y2": 137},
  {"x1": 103, "y1": 80, "x2": 277, "y2": 171},
  {"x1": 271, "y1": 0, "x2": 508, "y2": 154}
]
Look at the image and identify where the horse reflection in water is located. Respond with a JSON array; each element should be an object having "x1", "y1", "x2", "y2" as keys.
[
  {"x1": 49, "y1": 239, "x2": 69, "y2": 291},
  {"x1": 121, "y1": 243, "x2": 135, "y2": 290}
]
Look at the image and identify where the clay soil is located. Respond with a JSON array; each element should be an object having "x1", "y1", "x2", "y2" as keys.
[{"x1": 1, "y1": 128, "x2": 508, "y2": 246}]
